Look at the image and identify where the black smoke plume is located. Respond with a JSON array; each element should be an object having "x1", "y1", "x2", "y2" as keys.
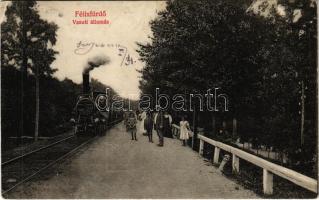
[{"x1": 83, "y1": 55, "x2": 110, "y2": 74}]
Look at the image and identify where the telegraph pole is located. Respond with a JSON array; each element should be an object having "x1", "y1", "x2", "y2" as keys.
[
  {"x1": 299, "y1": 80, "x2": 305, "y2": 146},
  {"x1": 192, "y1": 102, "x2": 197, "y2": 150}
]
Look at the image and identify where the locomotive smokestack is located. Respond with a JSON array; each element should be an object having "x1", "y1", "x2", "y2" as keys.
[
  {"x1": 82, "y1": 72, "x2": 90, "y2": 93},
  {"x1": 82, "y1": 55, "x2": 110, "y2": 94}
]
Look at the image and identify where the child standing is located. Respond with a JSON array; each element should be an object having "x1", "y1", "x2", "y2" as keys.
[
  {"x1": 179, "y1": 115, "x2": 190, "y2": 146},
  {"x1": 127, "y1": 112, "x2": 138, "y2": 141}
]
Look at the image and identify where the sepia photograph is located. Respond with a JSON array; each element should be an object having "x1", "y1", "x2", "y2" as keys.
[{"x1": 0, "y1": 0, "x2": 317, "y2": 198}]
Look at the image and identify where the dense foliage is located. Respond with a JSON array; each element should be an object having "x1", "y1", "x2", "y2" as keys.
[
  {"x1": 1, "y1": 2, "x2": 122, "y2": 149},
  {"x1": 137, "y1": 0, "x2": 317, "y2": 176},
  {"x1": 1, "y1": 1, "x2": 58, "y2": 141},
  {"x1": 1, "y1": 66, "x2": 80, "y2": 146}
]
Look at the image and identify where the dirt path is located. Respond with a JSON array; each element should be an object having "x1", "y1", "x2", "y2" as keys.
[{"x1": 7, "y1": 122, "x2": 258, "y2": 198}]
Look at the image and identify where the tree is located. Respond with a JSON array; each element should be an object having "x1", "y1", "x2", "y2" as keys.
[
  {"x1": 137, "y1": 0, "x2": 317, "y2": 175},
  {"x1": 137, "y1": 0, "x2": 267, "y2": 129},
  {"x1": 1, "y1": 1, "x2": 58, "y2": 141},
  {"x1": 248, "y1": 0, "x2": 316, "y2": 163}
]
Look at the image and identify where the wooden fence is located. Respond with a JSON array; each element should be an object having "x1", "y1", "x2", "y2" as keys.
[{"x1": 171, "y1": 124, "x2": 318, "y2": 195}]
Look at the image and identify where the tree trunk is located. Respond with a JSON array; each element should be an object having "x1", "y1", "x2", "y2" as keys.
[
  {"x1": 222, "y1": 120, "x2": 227, "y2": 134},
  {"x1": 34, "y1": 69, "x2": 39, "y2": 141},
  {"x1": 222, "y1": 120, "x2": 226, "y2": 129},
  {"x1": 19, "y1": 3, "x2": 28, "y2": 145},
  {"x1": 212, "y1": 114, "x2": 216, "y2": 136},
  {"x1": 232, "y1": 118, "x2": 237, "y2": 137},
  {"x1": 19, "y1": 58, "x2": 26, "y2": 145}
]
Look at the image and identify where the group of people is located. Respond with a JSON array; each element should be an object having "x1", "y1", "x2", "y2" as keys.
[{"x1": 124, "y1": 111, "x2": 192, "y2": 147}]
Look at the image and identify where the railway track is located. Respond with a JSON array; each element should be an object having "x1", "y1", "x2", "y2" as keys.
[{"x1": 1, "y1": 119, "x2": 122, "y2": 196}]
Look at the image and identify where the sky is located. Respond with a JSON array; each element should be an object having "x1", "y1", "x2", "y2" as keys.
[
  {"x1": 0, "y1": 0, "x2": 300, "y2": 100},
  {"x1": 0, "y1": 1, "x2": 166, "y2": 100},
  {"x1": 39, "y1": 1, "x2": 166, "y2": 100}
]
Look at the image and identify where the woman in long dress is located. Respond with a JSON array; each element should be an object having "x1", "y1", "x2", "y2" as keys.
[
  {"x1": 138, "y1": 111, "x2": 147, "y2": 135},
  {"x1": 179, "y1": 116, "x2": 190, "y2": 146}
]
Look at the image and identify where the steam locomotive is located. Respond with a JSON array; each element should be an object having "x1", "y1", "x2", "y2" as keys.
[{"x1": 70, "y1": 72, "x2": 121, "y2": 136}]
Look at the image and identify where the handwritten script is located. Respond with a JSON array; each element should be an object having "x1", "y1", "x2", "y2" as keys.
[
  {"x1": 74, "y1": 41, "x2": 105, "y2": 55},
  {"x1": 74, "y1": 41, "x2": 136, "y2": 66}
]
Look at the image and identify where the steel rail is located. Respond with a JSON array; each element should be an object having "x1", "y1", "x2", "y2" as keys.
[
  {"x1": 2, "y1": 119, "x2": 122, "y2": 166},
  {"x1": 1, "y1": 119, "x2": 122, "y2": 195},
  {"x1": 1, "y1": 136, "x2": 98, "y2": 195},
  {"x1": 1, "y1": 135, "x2": 75, "y2": 166}
]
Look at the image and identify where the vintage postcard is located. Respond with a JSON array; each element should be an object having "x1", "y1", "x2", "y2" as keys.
[{"x1": 0, "y1": 0, "x2": 317, "y2": 199}]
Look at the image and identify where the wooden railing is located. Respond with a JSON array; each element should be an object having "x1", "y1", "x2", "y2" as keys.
[
  {"x1": 172, "y1": 124, "x2": 180, "y2": 137},
  {"x1": 171, "y1": 124, "x2": 318, "y2": 195}
]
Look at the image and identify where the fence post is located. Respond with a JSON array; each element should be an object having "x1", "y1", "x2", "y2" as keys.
[
  {"x1": 213, "y1": 147, "x2": 220, "y2": 164},
  {"x1": 232, "y1": 154, "x2": 240, "y2": 173},
  {"x1": 191, "y1": 106, "x2": 198, "y2": 150},
  {"x1": 263, "y1": 169, "x2": 273, "y2": 195},
  {"x1": 199, "y1": 139, "x2": 204, "y2": 156}
]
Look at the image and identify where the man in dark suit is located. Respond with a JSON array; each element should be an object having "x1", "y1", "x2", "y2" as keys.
[
  {"x1": 155, "y1": 110, "x2": 164, "y2": 146},
  {"x1": 144, "y1": 112, "x2": 154, "y2": 143}
]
